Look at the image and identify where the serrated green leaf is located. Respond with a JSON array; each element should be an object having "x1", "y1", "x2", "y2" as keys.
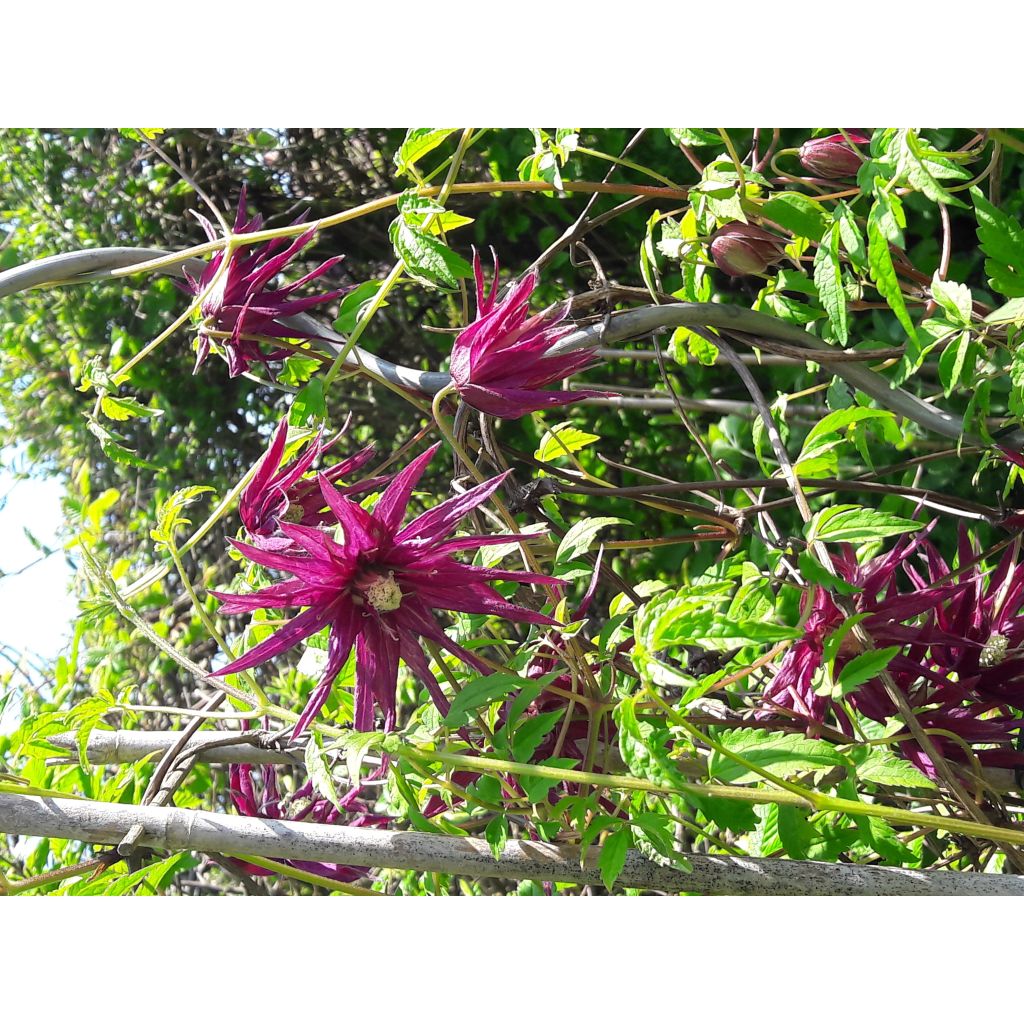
[
  {"x1": 708, "y1": 727, "x2": 847, "y2": 784},
  {"x1": 289, "y1": 379, "x2": 326, "y2": 425},
  {"x1": 835, "y1": 201, "x2": 867, "y2": 272},
  {"x1": 971, "y1": 186, "x2": 1024, "y2": 297},
  {"x1": 856, "y1": 748, "x2": 937, "y2": 789},
  {"x1": 809, "y1": 504, "x2": 922, "y2": 544},
  {"x1": 930, "y1": 275, "x2": 972, "y2": 326},
  {"x1": 395, "y1": 128, "x2": 456, "y2": 176},
  {"x1": 485, "y1": 814, "x2": 509, "y2": 859},
  {"x1": 334, "y1": 281, "x2": 387, "y2": 334},
  {"x1": 797, "y1": 550, "x2": 862, "y2": 595},
  {"x1": 444, "y1": 673, "x2": 527, "y2": 728},
  {"x1": 665, "y1": 128, "x2": 722, "y2": 147},
  {"x1": 762, "y1": 192, "x2": 828, "y2": 241},
  {"x1": 555, "y1": 516, "x2": 628, "y2": 565},
  {"x1": 304, "y1": 732, "x2": 342, "y2": 811},
  {"x1": 598, "y1": 827, "x2": 631, "y2": 889},
  {"x1": 100, "y1": 395, "x2": 162, "y2": 421},
  {"x1": 535, "y1": 423, "x2": 600, "y2": 463},
  {"x1": 389, "y1": 219, "x2": 471, "y2": 289},
  {"x1": 835, "y1": 646, "x2": 899, "y2": 695},
  {"x1": 813, "y1": 223, "x2": 848, "y2": 344}
]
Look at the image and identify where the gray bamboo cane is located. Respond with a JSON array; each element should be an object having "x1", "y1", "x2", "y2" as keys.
[
  {"x1": 46, "y1": 730, "x2": 301, "y2": 766},
  {"x1": 3, "y1": 792, "x2": 1022, "y2": 895},
  {"x1": 1, "y1": 246, "x2": 1016, "y2": 446}
]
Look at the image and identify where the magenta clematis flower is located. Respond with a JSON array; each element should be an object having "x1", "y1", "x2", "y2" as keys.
[
  {"x1": 762, "y1": 527, "x2": 1024, "y2": 780},
  {"x1": 214, "y1": 442, "x2": 561, "y2": 735},
  {"x1": 229, "y1": 761, "x2": 388, "y2": 884},
  {"x1": 239, "y1": 416, "x2": 379, "y2": 551},
  {"x1": 184, "y1": 187, "x2": 345, "y2": 377},
  {"x1": 448, "y1": 250, "x2": 611, "y2": 418}
]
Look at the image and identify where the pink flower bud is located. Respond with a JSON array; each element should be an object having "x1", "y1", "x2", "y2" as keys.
[
  {"x1": 709, "y1": 223, "x2": 787, "y2": 277},
  {"x1": 798, "y1": 131, "x2": 870, "y2": 179}
]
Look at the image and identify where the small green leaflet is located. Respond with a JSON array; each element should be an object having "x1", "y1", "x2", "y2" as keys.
[
  {"x1": 808, "y1": 504, "x2": 922, "y2": 544},
  {"x1": 891, "y1": 128, "x2": 967, "y2": 207},
  {"x1": 761, "y1": 192, "x2": 828, "y2": 241},
  {"x1": 100, "y1": 395, "x2": 162, "y2": 421},
  {"x1": 394, "y1": 129, "x2": 457, "y2": 176},
  {"x1": 534, "y1": 423, "x2": 600, "y2": 463},
  {"x1": 834, "y1": 201, "x2": 866, "y2": 272},
  {"x1": 813, "y1": 223, "x2": 848, "y2": 344},
  {"x1": 289, "y1": 379, "x2": 326, "y2": 425},
  {"x1": 868, "y1": 190, "x2": 919, "y2": 378},
  {"x1": 555, "y1": 516, "x2": 628, "y2": 565},
  {"x1": 797, "y1": 550, "x2": 861, "y2": 595},
  {"x1": 151, "y1": 486, "x2": 214, "y2": 547},
  {"x1": 971, "y1": 186, "x2": 1024, "y2": 297},
  {"x1": 834, "y1": 646, "x2": 900, "y2": 696},
  {"x1": 389, "y1": 218, "x2": 471, "y2": 289},
  {"x1": 334, "y1": 281, "x2": 388, "y2": 334},
  {"x1": 598, "y1": 828, "x2": 632, "y2": 890},
  {"x1": 304, "y1": 732, "x2": 343, "y2": 811},
  {"x1": 796, "y1": 407, "x2": 896, "y2": 477},
  {"x1": 930, "y1": 274, "x2": 972, "y2": 326},
  {"x1": 665, "y1": 128, "x2": 722, "y2": 147},
  {"x1": 855, "y1": 747, "x2": 937, "y2": 789},
  {"x1": 444, "y1": 672, "x2": 533, "y2": 728},
  {"x1": 707, "y1": 727, "x2": 847, "y2": 784}
]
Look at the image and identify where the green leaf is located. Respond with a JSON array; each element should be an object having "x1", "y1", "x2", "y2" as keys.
[
  {"x1": 834, "y1": 646, "x2": 900, "y2": 696},
  {"x1": 984, "y1": 296, "x2": 1024, "y2": 324},
  {"x1": 762, "y1": 192, "x2": 828, "y2": 241},
  {"x1": 395, "y1": 128, "x2": 456, "y2": 176},
  {"x1": 808, "y1": 504, "x2": 922, "y2": 544},
  {"x1": 972, "y1": 186, "x2": 1024, "y2": 297},
  {"x1": 151, "y1": 486, "x2": 214, "y2": 547},
  {"x1": 304, "y1": 732, "x2": 342, "y2": 811},
  {"x1": 555, "y1": 516, "x2": 628, "y2": 565},
  {"x1": 797, "y1": 550, "x2": 862, "y2": 595},
  {"x1": 665, "y1": 128, "x2": 722, "y2": 147},
  {"x1": 708, "y1": 727, "x2": 847, "y2": 784},
  {"x1": 653, "y1": 602, "x2": 802, "y2": 648},
  {"x1": 813, "y1": 223, "x2": 848, "y2": 344},
  {"x1": 389, "y1": 218, "x2": 471, "y2": 289},
  {"x1": 598, "y1": 828, "x2": 632, "y2": 889},
  {"x1": 930, "y1": 275, "x2": 972, "y2": 326},
  {"x1": 868, "y1": 193, "x2": 919, "y2": 376},
  {"x1": 535, "y1": 423, "x2": 600, "y2": 463},
  {"x1": 835, "y1": 201, "x2": 866, "y2": 272},
  {"x1": 334, "y1": 281, "x2": 387, "y2": 334},
  {"x1": 856, "y1": 747, "x2": 937, "y2": 789},
  {"x1": 938, "y1": 330, "x2": 974, "y2": 397},
  {"x1": 484, "y1": 814, "x2": 509, "y2": 859},
  {"x1": 444, "y1": 673, "x2": 527, "y2": 728},
  {"x1": 289, "y1": 379, "x2": 326, "y2": 425},
  {"x1": 100, "y1": 395, "x2": 162, "y2": 421},
  {"x1": 892, "y1": 128, "x2": 965, "y2": 207},
  {"x1": 511, "y1": 709, "x2": 565, "y2": 762}
]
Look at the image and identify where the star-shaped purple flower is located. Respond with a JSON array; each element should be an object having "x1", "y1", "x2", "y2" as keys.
[
  {"x1": 239, "y1": 415, "x2": 379, "y2": 551},
  {"x1": 448, "y1": 250, "x2": 610, "y2": 418},
  {"x1": 214, "y1": 442, "x2": 561, "y2": 735},
  {"x1": 184, "y1": 187, "x2": 344, "y2": 377}
]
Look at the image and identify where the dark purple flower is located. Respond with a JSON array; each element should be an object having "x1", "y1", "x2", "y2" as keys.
[
  {"x1": 709, "y1": 223, "x2": 788, "y2": 278},
  {"x1": 228, "y1": 761, "x2": 387, "y2": 884},
  {"x1": 448, "y1": 250, "x2": 611, "y2": 418},
  {"x1": 214, "y1": 443, "x2": 562, "y2": 735},
  {"x1": 798, "y1": 130, "x2": 870, "y2": 179},
  {"x1": 762, "y1": 527, "x2": 1024, "y2": 780},
  {"x1": 184, "y1": 187, "x2": 345, "y2": 377},
  {"x1": 239, "y1": 415, "x2": 379, "y2": 550}
]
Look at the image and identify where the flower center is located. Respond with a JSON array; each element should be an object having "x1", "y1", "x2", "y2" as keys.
[
  {"x1": 980, "y1": 633, "x2": 1010, "y2": 668},
  {"x1": 362, "y1": 571, "x2": 403, "y2": 613},
  {"x1": 280, "y1": 503, "x2": 304, "y2": 524}
]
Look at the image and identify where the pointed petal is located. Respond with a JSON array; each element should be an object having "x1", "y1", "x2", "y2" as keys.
[{"x1": 373, "y1": 443, "x2": 441, "y2": 531}]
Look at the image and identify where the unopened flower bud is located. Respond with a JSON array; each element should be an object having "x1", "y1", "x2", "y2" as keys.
[
  {"x1": 798, "y1": 131, "x2": 870, "y2": 179},
  {"x1": 709, "y1": 223, "x2": 787, "y2": 278}
]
